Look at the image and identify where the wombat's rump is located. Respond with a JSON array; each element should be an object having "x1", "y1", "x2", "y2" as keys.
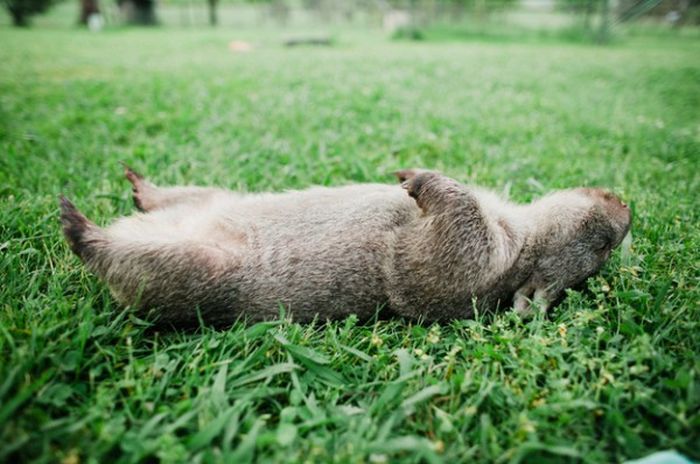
[{"x1": 60, "y1": 168, "x2": 631, "y2": 327}]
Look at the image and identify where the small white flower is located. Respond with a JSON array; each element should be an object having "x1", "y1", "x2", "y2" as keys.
[{"x1": 369, "y1": 454, "x2": 388, "y2": 463}]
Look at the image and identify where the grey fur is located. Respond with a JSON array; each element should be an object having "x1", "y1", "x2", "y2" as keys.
[{"x1": 59, "y1": 168, "x2": 631, "y2": 327}]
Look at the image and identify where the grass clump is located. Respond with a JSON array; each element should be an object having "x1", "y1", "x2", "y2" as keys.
[{"x1": 0, "y1": 25, "x2": 699, "y2": 463}]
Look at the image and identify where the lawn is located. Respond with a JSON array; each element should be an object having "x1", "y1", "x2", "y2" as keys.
[{"x1": 0, "y1": 18, "x2": 699, "y2": 463}]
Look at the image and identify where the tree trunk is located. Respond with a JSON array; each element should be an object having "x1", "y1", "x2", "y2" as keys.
[
  {"x1": 269, "y1": 0, "x2": 289, "y2": 25},
  {"x1": 9, "y1": 6, "x2": 28, "y2": 26},
  {"x1": 583, "y1": 0, "x2": 594, "y2": 30},
  {"x1": 598, "y1": 0, "x2": 611, "y2": 43},
  {"x1": 79, "y1": 0, "x2": 100, "y2": 25},
  {"x1": 207, "y1": 0, "x2": 217, "y2": 26},
  {"x1": 120, "y1": 0, "x2": 156, "y2": 25}
]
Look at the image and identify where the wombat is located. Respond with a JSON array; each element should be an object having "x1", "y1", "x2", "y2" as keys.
[{"x1": 60, "y1": 167, "x2": 631, "y2": 327}]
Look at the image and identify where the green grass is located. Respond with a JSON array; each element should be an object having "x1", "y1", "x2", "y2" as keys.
[{"x1": 1, "y1": 21, "x2": 699, "y2": 464}]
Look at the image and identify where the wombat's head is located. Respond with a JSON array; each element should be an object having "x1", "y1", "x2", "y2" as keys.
[{"x1": 515, "y1": 188, "x2": 631, "y2": 312}]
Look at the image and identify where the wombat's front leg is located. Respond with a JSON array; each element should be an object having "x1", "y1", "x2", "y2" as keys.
[
  {"x1": 513, "y1": 270, "x2": 565, "y2": 316},
  {"x1": 389, "y1": 170, "x2": 493, "y2": 320},
  {"x1": 123, "y1": 164, "x2": 227, "y2": 212},
  {"x1": 395, "y1": 169, "x2": 480, "y2": 215},
  {"x1": 513, "y1": 285, "x2": 552, "y2": 316}
]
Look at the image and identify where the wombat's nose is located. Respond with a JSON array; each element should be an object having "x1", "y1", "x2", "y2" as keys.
[
  {"x1": 611, "y1": 195, "x2": 630, "y2": 218},
  {"x1": 584, "y1": 188, "x2": 626, "y2": 209},
  {"x1": 617, "y1": 199, "x2": 632, "y2": 236},
  {"x1": 579, "y1": 187, "x2": 631, "y2": 232}
]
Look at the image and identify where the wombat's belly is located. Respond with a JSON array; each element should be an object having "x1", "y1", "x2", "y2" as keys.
[{"x1": 214, "y1": 184, "x2": 419, "y2": 321}]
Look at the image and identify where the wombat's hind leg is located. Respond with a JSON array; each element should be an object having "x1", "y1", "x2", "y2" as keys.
[
  {"x1": 122, "y1": 163, "x2": 160, "y2": 212},
  {"x1": 59, "y1": 196, "x2": 107, "y2": 262},
  {"x1": 122, "y1": 163, "x2": 227, "y2": 212}
]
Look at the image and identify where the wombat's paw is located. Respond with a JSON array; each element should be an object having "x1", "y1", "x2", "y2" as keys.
[
  {"x1": 394, "y1": 168, "x2": 432, "y2": 183},
  {"x1": 121, "y1": 162, "x2": 153, "y2": 212},
  {"x1": 399, "y1": 170, "x2": 439, "y2": 202},
  {"x1": 122, "y1": 163, "x2": 144, "y2": 184},
  {"x1": 395, "y1": 169, "x2": 417, "y2": 183},
  {"x1": 513, "y1": 286, "x2": 552, "y2": 317}
]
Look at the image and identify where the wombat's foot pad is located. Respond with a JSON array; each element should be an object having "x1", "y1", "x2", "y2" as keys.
[{"x1": 122, "y1": 163, "x2": 155, "y2": 212}]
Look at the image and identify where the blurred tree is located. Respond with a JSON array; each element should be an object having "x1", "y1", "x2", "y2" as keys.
[
  {"x1": 3, "y1": 0, "x2": 55, "y2": 26},
  {"x1": 118, "y1": 0, "x2": 155, "y2": 24},
  {"x1": 599, "y1": 0, "x2": 611, "y2": 42},
  {"x1": 444, "y1": 0, "x2": 519, "y2": 21},
  {"x1": 269, "y1": 0, "x2": 289, "y2": 24},
  {"x1": 558, "y1": 0, "x2": 597, "y2": 28},
  {"x1": 249, "y1": 0, "x2": 289, "y2": 25},
  {"x1": 618, "y1": 0, "x2": 700, "y2": 25},
  {"x1": 78, "y1": 0, "x2": 99, "y2": 25},
  {"x1": 207, "y1": 0, "x2": 217, "y2": 25}
]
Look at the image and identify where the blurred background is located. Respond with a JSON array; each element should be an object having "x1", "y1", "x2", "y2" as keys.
[
  {"x1": 2, "y1": 0, "x2": 699, "y2": 43},
  {"x1": 1, "y1": 1, "x2": 699, "y2": 462}
]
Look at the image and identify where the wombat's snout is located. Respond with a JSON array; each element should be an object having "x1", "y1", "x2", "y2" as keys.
[{"x1": 579, "y1": 188, "x2": 632, "y2": 243}]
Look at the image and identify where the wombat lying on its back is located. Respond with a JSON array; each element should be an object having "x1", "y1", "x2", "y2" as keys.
[{"x1": 60, "y1": 167, "x2": 631, "y2": 327}]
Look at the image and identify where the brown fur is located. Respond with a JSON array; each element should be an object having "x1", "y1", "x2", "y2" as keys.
[{"x1": 59, "y1": 168, "x2": 631, "y2": 327}]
